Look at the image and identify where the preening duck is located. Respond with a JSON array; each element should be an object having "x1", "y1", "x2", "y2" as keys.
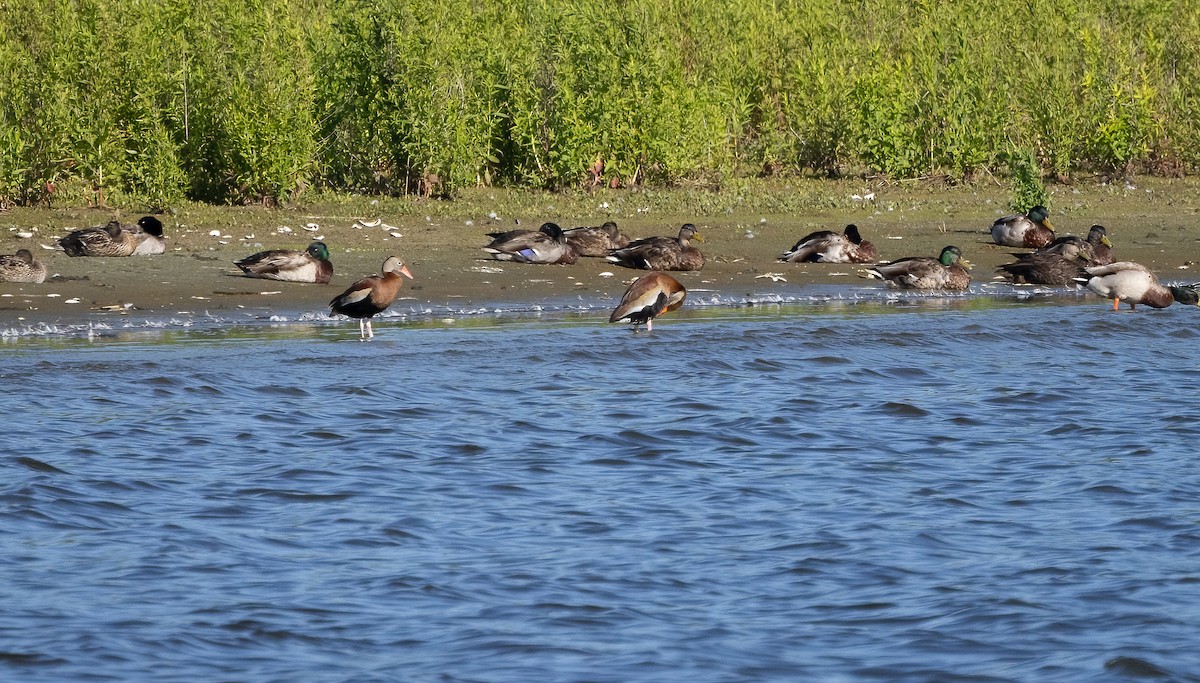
[
  {"x1": 329, "y1": 256, "x2": 413, "y2": 339},
  {"x1": 990, "y1": 206, "x2": 1055, "y2": 248},
  {"x1": 779, "y1": 224, "x2": 877, "y2": 264},
  {"x1": 563, "y1": 221, "x2": 630, "y2": 257},
  {"x1": 1077, "y1": 261, "x2": 1200, "y2": 311},
  {"x1": 59, "y1": 216, "x2": 165, "y2": 257},
  {"x1": 0, "y1": 249, "x2": 48, "y2": 283},
  {"x1": 865, "y1": 245, "x2": 972, "y2": 291},
  {"x1": 606, "y1": 224, "x2": 705, "y2": 271},
  {"x1": 235, "y1": 241, "x2": 333, "y2": 284},
  {"x1": 609, "y1": 272, "x2": 687, "y2": 332},
  {"x1": 482, "y1": 222, "x2": 577, "y2": 264}
]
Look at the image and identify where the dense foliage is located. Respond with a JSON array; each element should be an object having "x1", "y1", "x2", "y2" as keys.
[{"x1": 1, "y1": 0, "x2": 1196, "y2": 206}]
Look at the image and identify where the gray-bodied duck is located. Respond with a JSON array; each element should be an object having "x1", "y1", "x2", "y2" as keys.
[
  {"x1": 483, "y1": 222, "x2": 577, "y2": 265},
  {"x1": 235, "y1": 241, "x2": 333, "y2": 284},
  {"x1": 990, "y1": 206, "x2": 1055, "y2": 248},
  {"x1": 865, "y1": 245, "x2": 972, "y2": 291},
  {"x1": 59, "y1": 216, "x2": 165, "y2": 257},
  {"x1": 780, "y1": 224, "x2": 877, "y2": 264}
]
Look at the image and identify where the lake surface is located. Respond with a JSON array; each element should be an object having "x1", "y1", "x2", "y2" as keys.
[{"x1": 3, "y1": 294, "x2": 1200, "y2": 682}]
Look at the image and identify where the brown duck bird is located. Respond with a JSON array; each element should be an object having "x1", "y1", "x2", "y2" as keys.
[
  {"x1": 482, "y1": 222, "x2": 577, "y2": 264},
  {"x1": 1039, "y1": 224, "x2": 1114, "y2": 265},
  {"x1": 59, "y1": 216, "x2": 165, "y2": 257},
  {"x1": 0, "y1": 249, "x2": 48, "y2": 283},
  {"x1": 329, "y1": 256, "x2": 413, "y2": 339},
  {"x1": 609, "y1": 272, "x2": 687, "y2": 332},
  {"x1": 563, "y1": 221, "x2": 630, "y2": 257},
  {"x1": 865, "y1": 245, "x2": 972, "y2": 291},
  {"x1": 606, "y1": 224, "x2": 705, "y2": 271},
  {"x1": 1078, "y1": 261, "x2": 1200, "y2": 311},
  {"x1": 990, "y1": 206, "x2": 1055, "y2": 248},
  {"x1": 997, "y1": 250, "x2": 1088, "y2": 285},
  {"x1": 779, "y1": 224, "x2": 877, "y2": 264},
  {"x1": 235, "y1": 241, "x2": 333, "y2": 283}
]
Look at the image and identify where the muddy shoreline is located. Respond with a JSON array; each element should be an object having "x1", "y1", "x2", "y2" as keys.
[{"x1": 3, "y1": 179, "x2": 1200, "y2": 329}]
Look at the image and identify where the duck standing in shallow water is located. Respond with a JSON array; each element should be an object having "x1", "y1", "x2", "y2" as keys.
[
  {"x1": 59, "y1": 216, "x2": 165, "y2": 256},
  {"x1": 1077, "y1": 261, "x2": 1200, "y2": 311},
  {"x1": 563, "y1": 221, "x2": 630, "y2": 257},
  {"x1": 865, "y1": 245, "x2": 972, "y2": 291},
  {"x1": 235, "y1": 241, "x2": 333, "y2": 283},
  {"x1": 609, "y1": 272, "x2": 687, "y2": 332},
  {"x1": 990, "y1": 206, "x2": 1055, "y2": 248},
  {"x1": 607, "y1": 224, "x2": 705, "y2": 271},
  {"x1": 482, "y1": 222, "x2": 577, "y2": 264},
  {"x1": 779, "y1": 224, "x2": 877, "y2": 264},
  {"x1": 0, "y1": 249, "x2": 48, "y2": 283},
  {"x1": 329, "y1": 256, "x2": 413, "y2": 339}
]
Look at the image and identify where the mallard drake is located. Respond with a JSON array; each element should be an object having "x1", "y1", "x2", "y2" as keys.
[
  {"x1": 997, "y1": 250, "x2": 1088, "y2": 285},
  {"x1": 865, "y1": 245, "x2": 972, "y2": 291},
  {"x1": 606, "y1": 224, "x2": 705, "y2": 271},
  {"x1": 609, "y1": 272, "x2": 687, "y2": 332},
  {"x1": 482, "y1": 222, "x2": 577, "y2": 264},
  {"x1": 1077, "y1": 261, "x2": 1200, "y2": 311},
  {"x1": 563, "y1": 221, "x2": 630, "y2": 257},
  {"x1": 0, "y1": 249, "x2": 48, "y2": 283},
  {"x1": 779, "y1": 224, "x2": 877, "y2": 263},
  {"x1": 59, "y1": 216, "x2": 165, "y2": 256},
  {"x1": 990, "y1": 206, "x2": 1055, "y2": 248},
  {"x1": 329, "y1": 256, "x2": 413, "y2": 339},
  {"x1": 235, "y1": 241, "x2": 333, "y2": 283},
  {"x1": 1039, "y1": 224, "x2": 1113, "y2": 265}
]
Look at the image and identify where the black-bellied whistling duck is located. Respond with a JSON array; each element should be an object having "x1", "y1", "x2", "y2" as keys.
[
  {"x1": 329, "y1": 256, "x2": 413, "y2": 339},
  {"x1": 864, "y1": 245, "x2": 972, "y2": 291},
  {"x1": 779, "y1": 224, "x2": 877, "y2": 264},
  {"x1": 236, "y1": 241, "x2": 333, "y2": 284},
  {"x1": 606, "y1": 224, "x2": 705, "y2": 271},
  {"x1": 609, "y1": 272, "x2": 687, "y2": 332}
]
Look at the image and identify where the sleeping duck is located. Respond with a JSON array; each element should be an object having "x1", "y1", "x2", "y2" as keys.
[
  {"x1": 609, "y1": 272, "x2": 687, "y2": 332},
  {"x1": 997, "y1": 250, "x2": 1088, "y2": 285},
  {"x1": 865, "y1": 245, "x2": 971, "y2": 291},
  {"x1": 779, "y1": 224, "x2": 877, "y2": 263},
  {"x1": 1038, "y1": 224, "x2": 1114, "y2": 265},
  {"x1": 606, "y1": 224, "x2": 705, "y2": 271},
  {"x1": 0, "y1": 249, "x2": 48, "y2": 283},
  {"x1": 1077, "y1": 261, "x2": 1200, "y2": 311},
  {"x1": 990, "y1": 206, "x2": 1055, "y2": 248},
  {"x1": 59, "y1": 216, "x2": 166, "y2": 256},
  {"x1": 563, "y1": 221, "x2": 630, "y2": 257},
  {"x1": 483, "y1": 222, "x2": 578, "y2": 264},
  {"x1": 235, "y1": 241, "x2": 333, "y2": 283}
]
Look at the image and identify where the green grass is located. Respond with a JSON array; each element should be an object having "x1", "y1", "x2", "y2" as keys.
[{"x1": 3, "y1": 0, "x2": 1199, "y2": 209}]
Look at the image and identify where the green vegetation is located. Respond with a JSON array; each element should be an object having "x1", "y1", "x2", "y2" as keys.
[{"x1": 2, "y1": 0, "x2": 1198, "y2": 208}]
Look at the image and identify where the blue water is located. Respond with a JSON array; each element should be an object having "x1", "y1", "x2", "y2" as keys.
[{"x1": 3, "y1": 299, "x2": 1200, "y2": 682}]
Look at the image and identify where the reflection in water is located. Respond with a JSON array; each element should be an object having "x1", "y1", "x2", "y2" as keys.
[{"x1": 3, "y1": 302, "x2": 1200, "y2": 681}]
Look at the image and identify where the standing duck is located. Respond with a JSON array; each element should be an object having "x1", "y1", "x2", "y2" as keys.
[
  {"x1": 0, "y1": 249, "x2": 48, "y2": 283},
  {"x1": 235, "y1": 241, "x2": 333, "y2": 283},
  {"x1": 329, "y1": 256, "x2": 414, "y2": 339},
  {"x1": 609, "y1": 272, "x2": 687, "y2": 332},
  {"x1": 990, "y1": 206, "x2": 1055, "y2": 248},
  {"x1": 563, "y1": 221, "x2": 630, "y2": 257},
  {"x1": 865, "y1": 245, "x2": 972, "y2": 291},
  {"x1": 779, "y1": 224, "x2": 877, "y2": 263},
  {"x1": 482, "y1": 222, "x2": 577, "y2": 264},
  {"x1": 59, "y1": 216, "x2": 165, "y2": 256},
  {"x1": 1077, "y1": 262, "x2": 1200, "y2": 311},
  {"x1": 607, "y1": 224, "x2": 705, "y2": 271}
]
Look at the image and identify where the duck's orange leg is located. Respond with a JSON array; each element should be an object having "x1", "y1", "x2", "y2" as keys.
[{"x1": 1112, "y1": 298, "x2": 1120, "y2": 311}]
